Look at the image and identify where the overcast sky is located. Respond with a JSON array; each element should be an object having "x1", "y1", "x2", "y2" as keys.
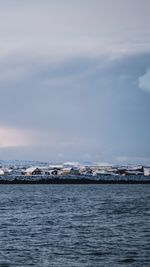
[{"x1": 0, "y1": 0, "x2": 150, "y2": 164}]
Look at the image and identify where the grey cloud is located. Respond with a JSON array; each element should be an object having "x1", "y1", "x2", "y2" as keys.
[
  {"x1": 139, "y1": 69, "x2": 150, "y2": 93},
  {"x1": 0, "y1": 52, "x2": 150, "y2": 162},
  {"x1": 0, "y1": 0, "x2": 150, "y2": 60},
  {"x1": 0, "y1": 0, "x2": 150, "y2": 162}
]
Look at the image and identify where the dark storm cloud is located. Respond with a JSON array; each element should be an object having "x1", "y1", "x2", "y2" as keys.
[
  {"x1": 0, "y1": 52, "x2": 150, "y2": 162},
  {"x1": 0, "y1": 0, "x2": 150, "y2": 162}
]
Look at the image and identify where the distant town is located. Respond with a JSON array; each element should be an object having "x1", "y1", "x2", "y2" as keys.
[{"x1": 0, "y1": 160, "x2": 150, "y2": 183}]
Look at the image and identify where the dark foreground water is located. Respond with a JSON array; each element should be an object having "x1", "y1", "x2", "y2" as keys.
[{"x1": 0, "y1": 185, "x2": 150, "y2": 267}]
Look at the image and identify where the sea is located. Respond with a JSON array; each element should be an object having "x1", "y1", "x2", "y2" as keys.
[{"x1": 0, "y1": 184, "x2": 150, "y2": 267}]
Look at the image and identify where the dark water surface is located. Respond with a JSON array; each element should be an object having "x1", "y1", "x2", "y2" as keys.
[{"x1": 0, "y1": 184, "x2": 150, "y2": 267}]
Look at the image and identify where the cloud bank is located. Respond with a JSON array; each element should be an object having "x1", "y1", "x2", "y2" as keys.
[
  {"x1": 139, "y1": 69, "x2": 150, "y2": 93},
  {"x1": 0, "y1": 0, "x2": 150, "y2": 164}
]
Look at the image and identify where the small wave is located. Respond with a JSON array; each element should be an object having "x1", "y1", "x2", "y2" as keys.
[
  {"x1": 120, "y1": 258, "x2": 136, "y2": 264},
  {"x1": 0, "y1": 261, "x2": 11, "y2": 267}
]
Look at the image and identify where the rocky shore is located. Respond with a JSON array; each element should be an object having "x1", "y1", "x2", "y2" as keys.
[{"x1": 0, "y1": 174, "x2": 150, "y2": 184}]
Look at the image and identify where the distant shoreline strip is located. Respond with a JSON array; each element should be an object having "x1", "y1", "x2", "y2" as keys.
[{"x1": 0, "y1": 178, "x2": 150, "y2": 184}]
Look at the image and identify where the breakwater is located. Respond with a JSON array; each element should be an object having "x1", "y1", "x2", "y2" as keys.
[{"x1": 0, "y1": 175, "x2": 150, "y2": 184}]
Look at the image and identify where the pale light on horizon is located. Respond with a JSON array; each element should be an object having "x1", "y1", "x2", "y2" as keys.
[{"x1": 0, "y1": 127, "x2": 32, "y2": 148}]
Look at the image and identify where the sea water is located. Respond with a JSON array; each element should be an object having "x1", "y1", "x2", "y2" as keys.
[{"x1": 0, "y1": 184, "x2": 150, "y2": 266}]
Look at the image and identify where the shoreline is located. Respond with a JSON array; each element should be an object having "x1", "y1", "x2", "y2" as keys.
[{"x1": 0, "y1": 176, "x2": 150, "y2": 184}]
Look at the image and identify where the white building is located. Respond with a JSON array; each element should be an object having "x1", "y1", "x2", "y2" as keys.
[
  {"x1": 144, "y1": 167, "x2": 150, "y2": 176},
  {"x1": 23, "y1": 167, "x2": 42, "y2": 176},
  {"x1": 0, "y1": 169, "x2": 5, "y2": 175}
]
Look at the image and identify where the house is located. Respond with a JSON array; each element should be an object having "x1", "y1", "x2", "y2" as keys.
[
  {"x1": 144, "y1": 167, "x2": 150, "y2": 176},
  {"x1": 49, "y1": 164, "x2": 63, "y2": 170},
  {"x1": 70, "y1": 167, "x2": 80, "y2": 175},
  {"x1": 81, "y1": 170, "x2": 93, "y2": 176},
  {"x1": 45, "y1": 169, "x2": 58, "y2": 176},
  {"x1": 0, "y1": 169, "x2": 5, "y2": 175},
  {"x1": 79, "y1": 166, "x2": 86, "y2": 173},
  {"x1": 124, "y1": 165, "x2": 144, "y2": 175},
  {"x1": 0, "y1": 168, "x2": 12, "y2": 175},
  {"x1": 23, "y1": 167, "x2": 42, "y2": 176},
  {"x1": 61, "y1": 167, "x2": 72, "y2": 175},
  {"x1": 93, "y1": 170, "x2": 111, "y2": 176},
  {"x1": 116, "y1": 168, "x2": 127, "y2": 175}
]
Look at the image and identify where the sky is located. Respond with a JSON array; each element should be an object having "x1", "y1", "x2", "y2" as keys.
[{"x1": 0, "y1": 0, "x2": 150, "y2": 164}]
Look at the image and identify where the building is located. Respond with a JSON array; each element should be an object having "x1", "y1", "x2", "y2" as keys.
[
  {"x1": 0, "y1": 169, "x2": 5, "y2": 175},
  {"x1": 45, "y1": 169, "x2": 58, "y2": 176},
  {"x1": 61, "y1": 167, "x2": 72, "y2": 175},
  {"x1": 23, "y1": 167, "x2": 42, "y2": 176},
  {"x1": 144, "y1": 167, "x2": 150, "y2": 176},
  {"x1": 49, "y1": 164, "x2": 63, "y2": 170},
  {"x1": 70, "y1": 167, "x2": 80, "y2": 175},
  {"x1": 93, "y1": 170, "x2": 112, "y2": 176},
  {"x1": 0, "y1": 168, "x2": 12, "y2": 175}
]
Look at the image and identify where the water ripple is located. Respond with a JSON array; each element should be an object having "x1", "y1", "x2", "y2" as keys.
[{"x1": 0, "y1": 184, "x2": 150, "y2": 266}]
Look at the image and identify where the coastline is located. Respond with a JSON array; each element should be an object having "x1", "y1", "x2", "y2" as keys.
[{"x1": 0, "y1": 175, "x2": 150, "y2": 184}]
